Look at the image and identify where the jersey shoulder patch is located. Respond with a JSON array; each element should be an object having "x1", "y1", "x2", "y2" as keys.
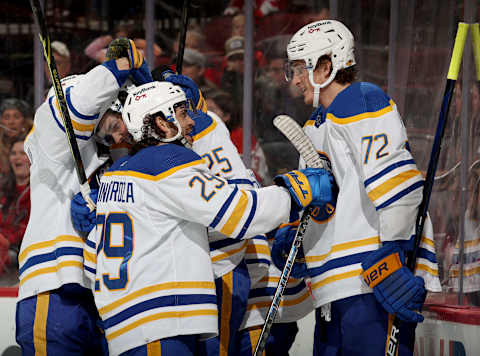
[
  {"x1": 108, "y1": 144, "x2": 203, "y2": 176},
  {"x1": 327, "y1": 82, "x2": 393, "y2": 122}
]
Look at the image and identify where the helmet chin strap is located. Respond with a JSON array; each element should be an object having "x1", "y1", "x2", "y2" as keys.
[
  {"x1": 308, "y1": 68, "x2": 338, "y2": 108},
  {"x1": 158, "y1": 119, "x2": 191, "y2": 148}
]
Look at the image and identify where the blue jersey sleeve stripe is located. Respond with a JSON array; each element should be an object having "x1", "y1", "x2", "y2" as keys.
[
  {"x1": 249, "y1": 281, "x2": 306, "y2": 298},
  {"x1": 236, "y1": 190, "x2": 257, "y2": 240},
  {"x1": 210, "y1": 186, "x2": 238, "y2": 229},
  {"x1": 417, "y1": 247, "x2": 437, "y2": 264},
  {"x1": 85, "y1": 239, "x2": 96, "y2": 249},
  {"x1": 364, "y1": 159, "x2": 416, "y2": 187},
  {"x1": 48, "y1": 97, "x2": 92, "y2": 141},
  {"x1": 102, "y1": 294, "x2": 217, "y2": 329},
  {"x1": 101, "y1": 60, "x2": 131, "y2": 88},
  {"x1": 245, "y1": 258, "x2": 271, "y2": 266},
  {"x1": 307, "y1": 251, "x2": 371, "y2": 278},
  {"x1": 452, "y1": 250, "x2": 480, "y2": 264},
  {"x1": 209, "y1": 238, "x2": 243, "y2": 251},
  {"x1": 227, "y1": 179, "x2": 256, "y2": 186},
  {"x1": 375, "y1": 181, "x2": 424, "y2": 210},
  {"x1": 19, "y1": 247, "x2": 84, "y2": 276},
  {"x1": 83, "y1": 264, "x2": 96, "y2": 275},
  {"x1": 65, "y1": 87, "x2": 99, "y2": 120}
]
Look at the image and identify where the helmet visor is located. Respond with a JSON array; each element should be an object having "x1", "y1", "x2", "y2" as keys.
[{"x1": 284, "y1": 61, "x2": 308, "y2": 82}]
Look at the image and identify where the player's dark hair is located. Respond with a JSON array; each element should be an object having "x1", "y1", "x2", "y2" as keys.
[
  {"x1": 130, "y1": 112, "x2": 177, "y2": 154},
  {"x1": 316, "y1": 55, "x2": 357, "y2": 84}
]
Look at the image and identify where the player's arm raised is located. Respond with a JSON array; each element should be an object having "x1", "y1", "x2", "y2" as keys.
[{"x1": 157, "y1": 155, "x2": 334, "y2": 239}]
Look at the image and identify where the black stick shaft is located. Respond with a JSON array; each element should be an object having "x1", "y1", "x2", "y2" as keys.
[
  {"x1": 30, "y1": 0, "x2": 88, "y2": 187},
  {"x1": 386, "y1": 22, "x2": 468, "y2": 356},
  {"x1": 176, "y1": 0, "x2": 190, "y2": 74},
  {"x1": 253, "y1": 207, "x2": 313, "y2": 356}
]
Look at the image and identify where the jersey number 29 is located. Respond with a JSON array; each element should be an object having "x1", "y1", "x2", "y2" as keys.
[{"x1": 96, "y1": 212, "x2": 134, "y2": 290}]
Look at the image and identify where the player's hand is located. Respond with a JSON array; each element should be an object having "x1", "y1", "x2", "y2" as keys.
[
  {"x1": 361, "y1": 243, "x2": 427, "y2": 323},
  {"x1": 71, "y1": 189, "x2": 99, "y2": 234},
  {"x1": 162, "y1": 70, "x2": 207, "y2": 113},
  {"x1": 106, "y1": 38, "x2": 153, "y2": 85},
  {"x1": 274, "y1": 168, "x2": 338, "y2": 211},
  {"x1": 271, "y1": 224, "x2": 308, "y2": 279}
]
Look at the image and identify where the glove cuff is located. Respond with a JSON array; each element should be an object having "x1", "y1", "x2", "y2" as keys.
[
  {"x1": 362, "y1": 251, "x2": 402, "y2": 288},
  {"x1": 274, "y1": 170, "x2": 312, "y2": 209}
]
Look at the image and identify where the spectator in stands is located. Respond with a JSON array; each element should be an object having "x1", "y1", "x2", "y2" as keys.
[
  {"x1": 84, "y1": 24, "x2": 163, "y2": 67},
  {"x1": 0, "y1": 99, "x2": 33, "y2": 180},
  {"x1": 172, "y1": 25, "x2": 206, "y2": 56},
  {"x1": 221, "y1": 36, "x2": 245, "y2": 108},
  {"x1": 0, "y1": 136, "x2": 30, "y2": 286},
  {"x1": 180, "y1": 48, "x2": 218, "y2": 93},
  {"x1": 205, "y1": 88, "x2": 268, "y2": 183},
  {"x1": 223, "y1": 0, "x2": 286, "y2": 18},
  {"x1": 232, "y1": 13, "x2": 245, "y2": 37},
  {"x1": 44, "y1": 41, "x2": 71, "y2": 82}
]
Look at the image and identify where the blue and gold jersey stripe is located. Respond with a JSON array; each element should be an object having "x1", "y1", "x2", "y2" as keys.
[
  {"x1": 305, "y1": 236, "x2": 380, "y2": 263},
  {"x1": 19, "y1": 235, "x2": 84, "y2": 264},
  {"x1": 326, "y1": 99, "x2": 395, "y2": 125},
  {"x1": 367, "y1": 169, "x2": 421, "y2": 202},
  {"x1": 104, "y1": 159, "x2": 204, "y2": 181},
  {"x1": 106, "y1": 308, "x2": 217, "y2": 341},
  {"x1": 99, "y1": 281, "x2": 215, "y2": 315}
]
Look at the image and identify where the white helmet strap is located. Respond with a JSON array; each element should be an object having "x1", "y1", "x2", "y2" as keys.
[
  {"x1": 308, "y1": 65, "x2": 338, "y2": 108},
  {"x1": 154, "y1": 115, "x2": 192, "y2": 149}
]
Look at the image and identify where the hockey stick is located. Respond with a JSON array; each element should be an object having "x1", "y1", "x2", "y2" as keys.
[
  {"x1": 176, "y1": 0, "x2": 191, "y2": 74},
  {"x1": 385, "y1": 22, "x2": 468, "y2": 356},
  {"x1": 29, "y1": 0, "x2": 95, "y2": 210},
  {"x1": 253, "y1": 115, "x2": 328, "y2": 356}
]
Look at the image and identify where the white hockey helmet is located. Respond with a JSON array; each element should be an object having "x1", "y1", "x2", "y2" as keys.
[
  {"x1": 286, "y1": 20, "x2": 355, "y2": 107},
  {"x1": 122, "y1": 81, "x2": 187, "y2": 143}
]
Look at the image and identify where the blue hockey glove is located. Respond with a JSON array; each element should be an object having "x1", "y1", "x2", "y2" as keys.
[
  {"x1": 361, "y1": 243, "x2": 427, "y2": 323},
  {"x1": 271, "y1": 224, "x2": 308, "y2": 279},
  {"x1": 105, "y1": 37, "x2": 153, "y2": 85},
  {"x1": 274, "y1": 168, "x2": 338, "y2": 211},
  {"x1": 130, "y1": 60, "x2": 153, "y2": 85},
  {"x1": 71, "y1": 189, "x2": 98, "y2": 234},
  {"x1": 162, "y1": 70, "x2": 207, "y2": 112}
]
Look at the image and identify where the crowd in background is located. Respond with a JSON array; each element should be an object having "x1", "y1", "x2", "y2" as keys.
[
  {"x1": 0, "y1": 0, "x2": 328, "y2": 286},
  {"x1": 0, "y1": 0, "x2": 478, "y2": 308}
]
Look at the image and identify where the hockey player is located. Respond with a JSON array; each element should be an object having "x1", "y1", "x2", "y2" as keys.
[
  {"x1": 275, "y1": 20, "x2": 442, "y2": 355},
  {"x1": 161, "y1": 74, "x2": 314, "y2": 356},
  {"x1": 15, "y1": 39, "x2": 153, "y2": 355},
  {"x1": 75, "y1": 70, "x2": 273, "y2": 355},
  {"x1": 163, "y1": 71, "x2": 273, "y2": 356},
  {"x1": 84, "y1": 80, "x2": 335, "y2": 355}
]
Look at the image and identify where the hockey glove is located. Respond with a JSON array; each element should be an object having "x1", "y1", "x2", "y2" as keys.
[
  {"x1": 71, "y1": 189, "x2": 98, "y2": 234},
  {"x1": 361, "y1": 243, "x2": 427, "y2": 323},
  {"x1": 271, "y1": 224, "x2": 308, "y2": 279},
  {"x1": 162, "y1": 70, "x2": 208, "y2": 113},
  {"x1": 274, "y1": 168, "x2": 338, "y2": 212},
  {"x1": 106, "y1": 38, "x2": 153, "y2": 85}
]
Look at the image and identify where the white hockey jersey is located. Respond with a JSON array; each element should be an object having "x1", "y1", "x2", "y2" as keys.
[
  {"x1": 192, "y1": 111, "x2": 267, "y2": 278},
  {"x1": 18, "y1": 64, "x2": 123, "y2": 301},
  {"x1": 301, "y1": 82, "x2": 442, "y2": 308},
  {"x1": 88, "y1": 143, "x2": 291, "y2": 355}
]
